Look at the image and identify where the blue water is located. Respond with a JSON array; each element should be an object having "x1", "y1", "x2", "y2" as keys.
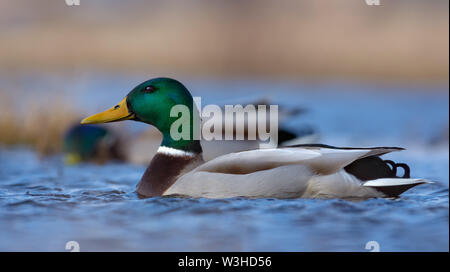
[{"x1": 0, "y1": 75, "x2": 448, "y2": 251}]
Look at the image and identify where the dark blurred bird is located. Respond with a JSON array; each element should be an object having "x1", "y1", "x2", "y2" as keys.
[{"x1": 62, "y1": 124, "x2": 125, "y2": 164}]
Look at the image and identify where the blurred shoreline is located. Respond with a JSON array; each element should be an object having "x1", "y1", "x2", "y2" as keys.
[
  {"x1": 0, "y1": 0, "x2": 448, "y2": 83},
  {"x1": 1, "y1": 74, "x2": 448, "y2": 155}
]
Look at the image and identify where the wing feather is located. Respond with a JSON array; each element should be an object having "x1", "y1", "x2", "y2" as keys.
[{"x1": 195, "y1": 146, "x2": 403, "y2": 175}]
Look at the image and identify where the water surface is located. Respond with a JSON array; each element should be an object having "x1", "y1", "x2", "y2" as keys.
[{"x1": 0, "y1": 76, "x2": 448, "y2": 251}]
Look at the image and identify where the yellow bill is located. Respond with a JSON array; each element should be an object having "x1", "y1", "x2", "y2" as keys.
[
  {"x1": 81, "y1": 98, "x2": 135, "y2": 124},
  {"x1": 64, "y1": 153, "x2": 82, "y2": 165}
]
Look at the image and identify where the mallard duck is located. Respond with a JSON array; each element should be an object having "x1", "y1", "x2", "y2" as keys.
[
  {"x1": 81, "y1": 77, "x2": 428, "y2": 199},
  {"x1": 63, "y1": 124, "x2": 125, "y2": 164}
]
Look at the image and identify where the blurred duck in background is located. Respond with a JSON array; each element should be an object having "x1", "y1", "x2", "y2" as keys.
[
  {"x1": 200, "y1": 98, "x2": 319, "y2": 161},
  {"x1": 63, "y1": 124, "x2": 125, "y2": 165}
]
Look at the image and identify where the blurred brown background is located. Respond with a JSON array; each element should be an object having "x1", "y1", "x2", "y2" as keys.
[
  {"x1": 0, "y1": 0, "x2": 448, "y2": 154},
  {"x1": 0, "y1": 0, "x2": 448, "y2": 82}
]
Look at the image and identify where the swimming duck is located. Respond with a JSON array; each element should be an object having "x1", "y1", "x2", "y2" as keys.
[
  {"x1": 81, "y1": 78, "x2": 428, "y2": 199},
  {"x1": 63, "y1": 124, "x2": 125, "y2": 164}
]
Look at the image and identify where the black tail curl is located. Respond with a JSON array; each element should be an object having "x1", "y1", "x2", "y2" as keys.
[
  {"x1": 383, "y1": 160, "x2": 410, "y2": 178},
  {"x1": 344, "y1": 156, "x2": 411, "y2": 181}
]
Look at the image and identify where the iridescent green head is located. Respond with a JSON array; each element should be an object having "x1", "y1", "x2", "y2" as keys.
[{"x1": 81, "y1": 78, "x2": 201, "y2": 153}]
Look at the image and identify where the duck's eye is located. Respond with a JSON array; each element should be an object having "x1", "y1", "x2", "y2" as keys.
[{"x1": 143, "y1": 85, "x2": 157, "y2": 93}]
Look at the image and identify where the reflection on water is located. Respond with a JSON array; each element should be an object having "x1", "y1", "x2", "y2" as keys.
[{"x1": 0, "y1": 77, "x2": 448, "y2": 251}]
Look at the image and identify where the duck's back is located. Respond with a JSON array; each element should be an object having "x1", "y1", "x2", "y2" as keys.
[{"x1": 163, "y1": 146, "x2": 427, "y2": 199}]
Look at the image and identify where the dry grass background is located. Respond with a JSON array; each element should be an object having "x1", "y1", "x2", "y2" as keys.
[
  {"x1": 0, "y1": 0, "x2": 448, "y2": 153},
  {"x1": 0, "y1": 0, "x2": 448, "y2": 81},
  {"x1": 0, "y1": 92, "x2": 81, "y2": 154}
]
